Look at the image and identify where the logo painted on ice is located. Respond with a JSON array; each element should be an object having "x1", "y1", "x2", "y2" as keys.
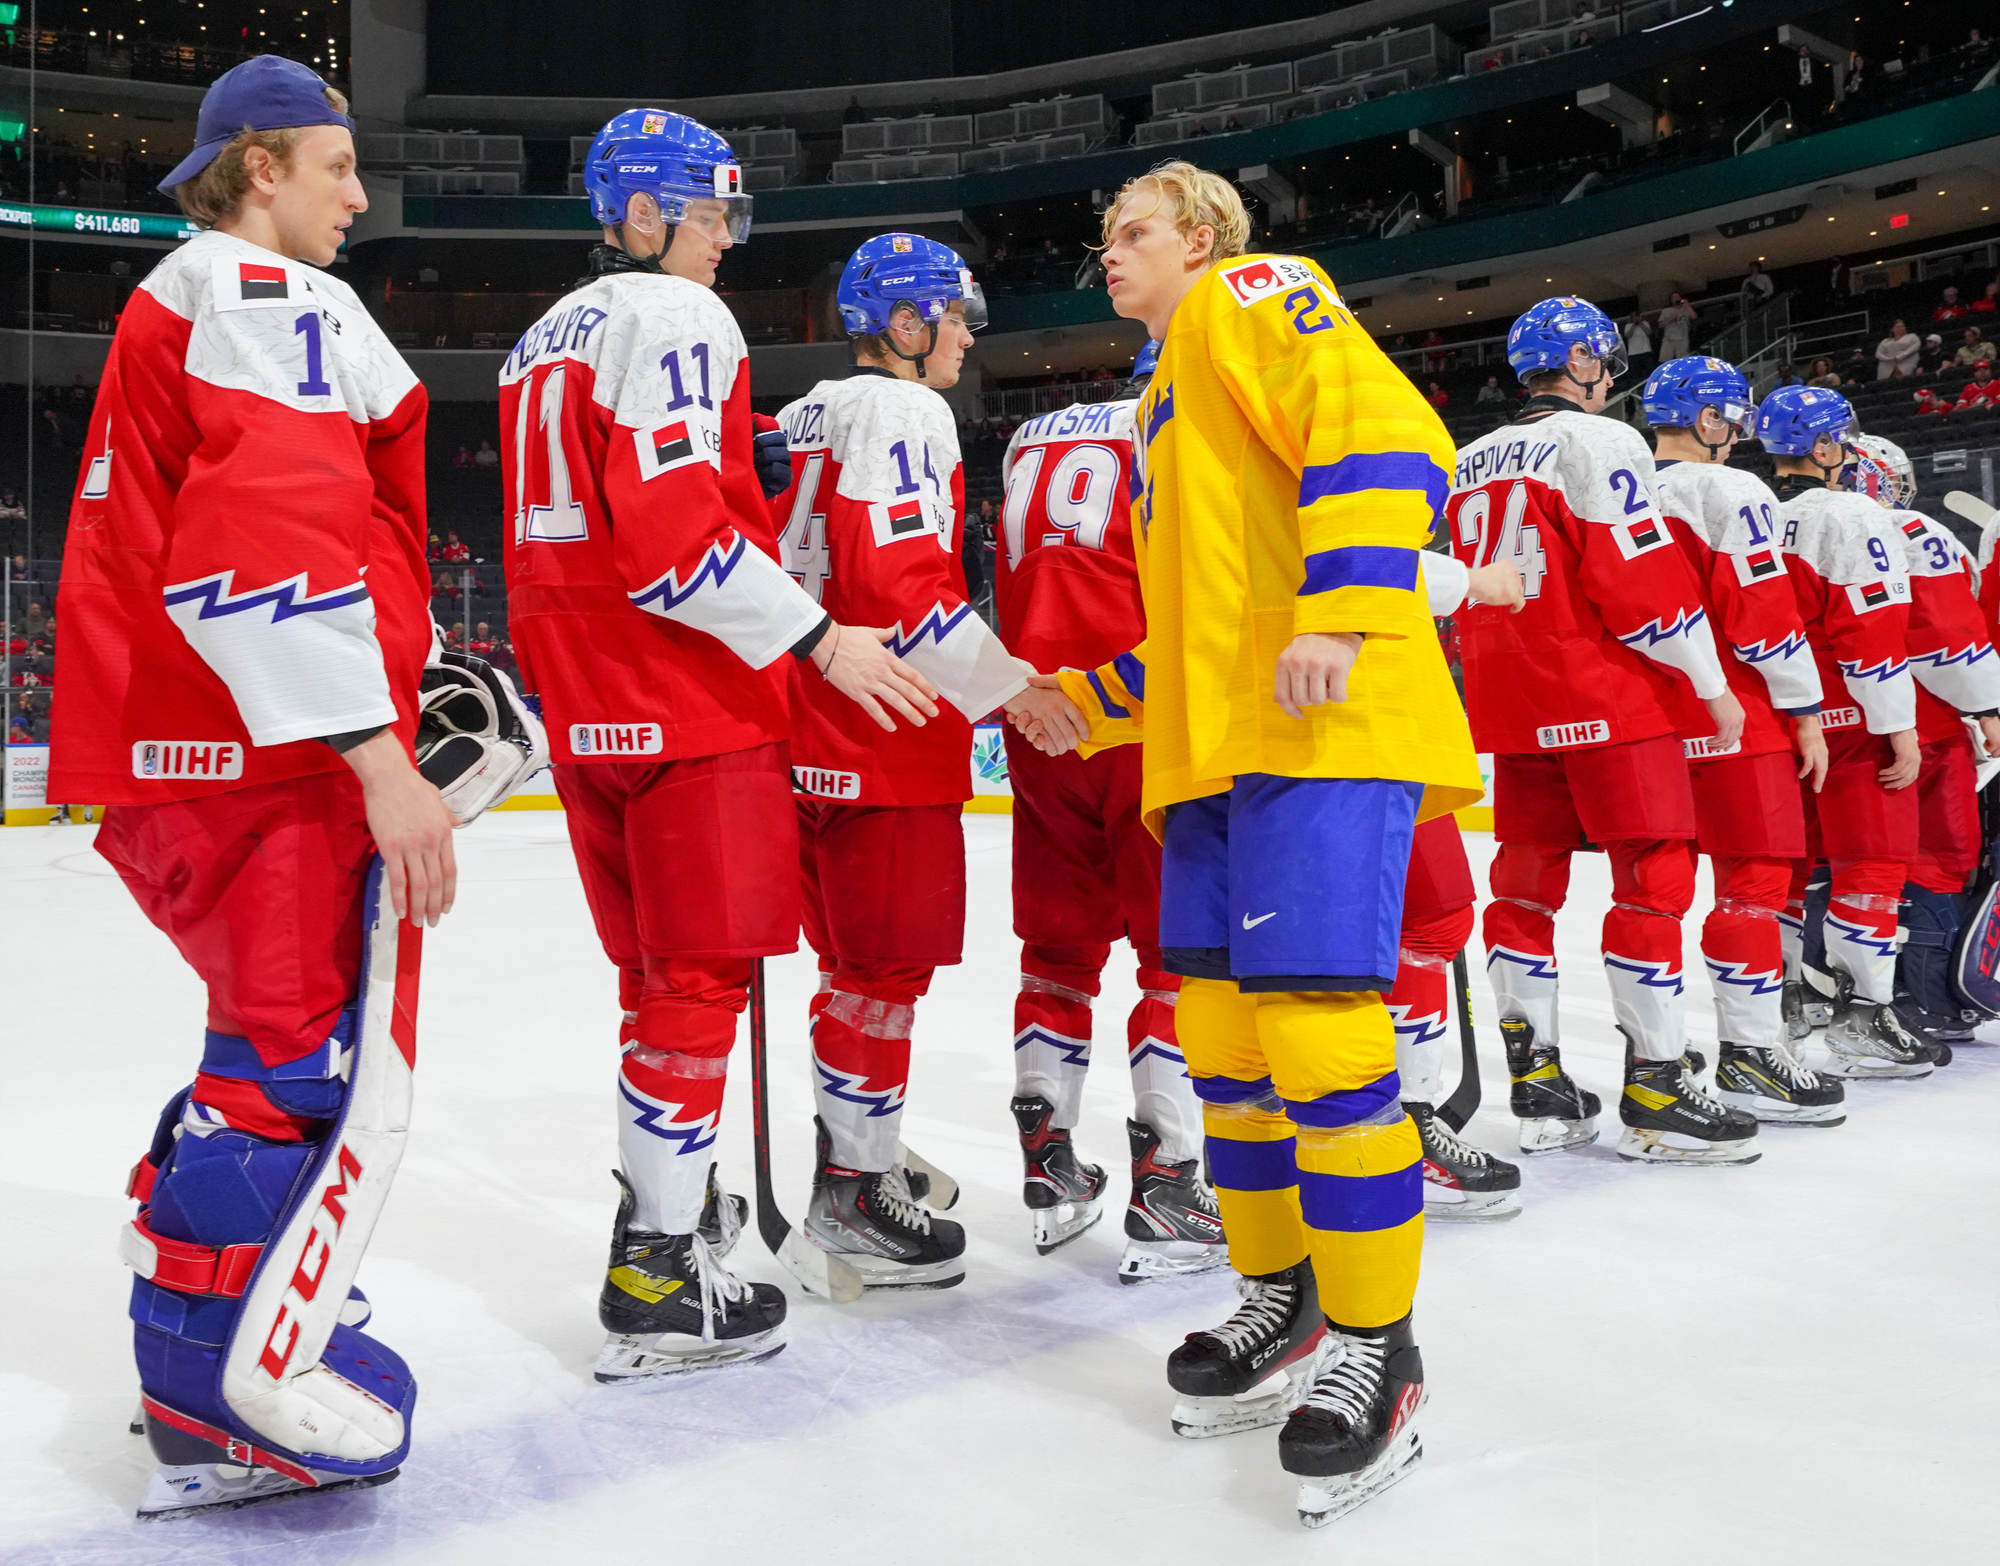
[{"x1": 973, "y1": 730, "x2": 1008, "y2": 784}]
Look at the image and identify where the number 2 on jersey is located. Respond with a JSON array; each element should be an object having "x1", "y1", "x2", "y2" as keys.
[
  {"x1": 1455, "y1": 479, "x2": 1547, "y2": 598},
  {"x1": 1000, "y1": 443, "x2": 1122, "y2": 567}
]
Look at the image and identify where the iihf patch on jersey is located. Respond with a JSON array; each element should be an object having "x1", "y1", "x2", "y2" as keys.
[
  {"x1": 131, "y1": 740, "x2": 245, "y2": 781},
  {"x1": 793, "y1": 765, "x2": 862, "y2": 800},
  {"x1": 1610, "y1": 516, "x2": 1670, "y2": 560},
  {"x1": 1845, "y1": 575, "x2": 1911, "y2": 614},
  {"x1": 869, "y1": 495, "x2": 934, "y2": 547},
  {"x1": 1683, "y1": 735, "x2": 1742, "y2": 759},
  {"x1": 1732, "y1": 546, "x2": 1783, "y2": 585},
  {"x1": 1219, "y1": 256, "x2": 1319, "y2": 308},
  {"x1": 570, "y1": 722, "x2": 664, "y2": 756},
  {"x1": 210, "y1": 255, "x2": 299, "y2": 311},
  {"x1": 1537, "y1": 719, "x2": 1611, "y2": 749},
  {"x1": 1819, "y1": 705, "x2": 1862, "y2": 730},
  {"x1": 634, "y1": 418, "x2": 717, "y2": 480}
]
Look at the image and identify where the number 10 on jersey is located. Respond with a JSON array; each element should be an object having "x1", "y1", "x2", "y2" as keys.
[{"x1": 1454, "y1": 479, "x2": 1547, "y2": 599}]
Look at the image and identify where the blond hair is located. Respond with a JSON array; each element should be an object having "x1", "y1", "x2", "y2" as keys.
[
  {"x1": 1097, "y1": 159, "x2": 1251, "y2": 263},
  {"x1": 173, "y1": 85, "x2": 351, "y2": 227}
]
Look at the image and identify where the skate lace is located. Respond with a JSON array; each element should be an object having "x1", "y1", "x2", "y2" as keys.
[
  {"x1": 1421, "y1": 1111, "x2": 1490, "y2": 1168},
  {"x1": 871, "y1": 1167, "x2": 933, "y2": 1234},
  {"x1": 1761, "y1": 1042, "x2": 1823, "y2": 1089},
  {"x1": 1206, "y1": 1275, "x2": 1294, "y2": 1354},
  {"x1": 1672, "y1": 1063, "x2": 1732, "y2": 1118},
  {"x1": 1302, "y1": 1335, "x2": 1386, "y2": 1426},
  {"x1": 688, "y1": 1230, "x2": 752, "y2": 1345}
]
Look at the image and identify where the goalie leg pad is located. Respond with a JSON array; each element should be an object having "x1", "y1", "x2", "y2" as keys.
[
  {"x1": 1954, "y1": 878, "x2": 2000, "y2": 1018},
  {"x1": 125, "y1": 859, "x2": 420, "y2": 1483}
]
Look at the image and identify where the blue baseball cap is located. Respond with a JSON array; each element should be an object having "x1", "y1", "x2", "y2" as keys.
[{"x1": 160, "y1": 55, "x2": 354, "y2": 194}]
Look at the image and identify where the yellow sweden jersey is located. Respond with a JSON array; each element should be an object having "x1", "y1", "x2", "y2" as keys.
[{"x1": 1058, "y1": 253, "x2": 1482, "y2": 835}]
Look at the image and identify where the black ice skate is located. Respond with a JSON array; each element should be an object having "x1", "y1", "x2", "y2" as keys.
[
  {"x1": 803, "y1": 1119, "x2": 966, "y2": 1289},
  {"x1": 1408, "y1": 1101, "x2": 1521, "y2": 1221},
  {"x1": 1281, "y1": 1313, "x2": 1426, "y2": 1529},
  {"x1": 1781, "y1": 980, "x2": 1824, "y2": 1042},
  {"x1": 1715, "y1": 1042, "x2": 1847, "y2": 1127},
  {"x1": 1616, "y1": 1052, "x2": 1760, "y2": 1165},
  {"x1": 1822, "y1": 1000, "x2": 1935, "y2": 1080},
  {"x1": 1502, "y1": 1017, "x2": 1601, "y2": 1154},
  {"x1": 1119, "y1": 1119, "x2": 1228, "y2": 1284},
  {"x1": 595, "y1": 1171, "x2": 787, "y2": 1382},
  {"x1": 1168, "y1": 1260, "x2": 1329, "y2": 1438},
  {"x1": 1891, "y1": 998, "x2": 1962, "y2": 1067},
  {"x1": 1012, "y1": 1094, "x2": 1106, "y2": 1254}
]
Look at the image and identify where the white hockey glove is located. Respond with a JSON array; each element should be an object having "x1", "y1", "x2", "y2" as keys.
[{"x1": 416, "y1": 651, "x2": 549, "y2": 825}]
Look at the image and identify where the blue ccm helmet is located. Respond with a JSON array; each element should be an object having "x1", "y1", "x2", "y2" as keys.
[
  {"x1": 1507, "y1": 296, "x2": 1626, "y2": 387},
  {"x1": 583, "y1": 108, "x2": 752, "y2": 242},
  {"x1": 837, "y1": 233, "x2": 987, "y2": 378},
  {"x1": 1754, "y1": 385, "x2": 1856, "y2": 459},
  {"x1": 1130, "y1": 338, "x2": 1162, "y2": 387},
  {"x1": 1641, "y1": 355, "x2": 1754, "y2": 457}
]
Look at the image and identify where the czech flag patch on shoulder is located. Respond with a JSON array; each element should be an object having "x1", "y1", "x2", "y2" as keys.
[
  {"x1": 1733, "y1": 546, "x2": 1783, "y2": 585},
  {"x1": 634, "y1": 417, "x2": 714, "y2": 480},
  {"x1": 211, "y1": 254, "x2": 296, "y2": 311},
  {"x1": 1611, "y1": 515, "x2": 1670, "y2": 560},
  {"x1": 869, "y1": 495, "x2": 933, "y2": 547}
]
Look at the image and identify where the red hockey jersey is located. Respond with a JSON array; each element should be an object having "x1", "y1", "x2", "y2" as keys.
[
  {"x1": 500, "y1": 270, "x2": 824, "y2": 767},
  {"x1": 50, "y1": 229, "x2": 432, "y2": 804},
  {"x1": 1772, "y1": 482, "x2": 1916, "y2": 737},
  {"x1": 774, "y1": 370, "x2": 1030, "y2": 806},
  {"x1": 1891, "y1": 508, "x2": 2000, "y2": 742},
  {"x1": 1446, "y1": 407, "x2": 1727, "y2": 755},
  {"x1": 994, "y1": 396, "x2": 1146, "y2": 674},
  {"x1": 1653, "y1": 460, "x2": 1823, "y2": 761}
]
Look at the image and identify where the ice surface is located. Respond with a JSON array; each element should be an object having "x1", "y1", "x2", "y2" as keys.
[{"x1": 2, "y1": 814, "x2": 1995, "y2": 1564}]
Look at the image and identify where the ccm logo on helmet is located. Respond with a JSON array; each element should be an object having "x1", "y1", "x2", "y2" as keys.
[{"x1": 257, "y1": 1145, "x2": 363, "y2": 1380}]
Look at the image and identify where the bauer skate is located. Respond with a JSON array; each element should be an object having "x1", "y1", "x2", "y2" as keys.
[
  {"x1": 1822, "y1": 1001, "x2": 1935, "y2": 1080},
  {"x1": 1012, "y1": 1094, "x2": 1106, "y2": 1254},
  {"x1": 1715, "y1": 1042, "x2": 1846, "y2": 1127},
  {"x1": 1781, "y1": 980, "x2": 1825, "y2": 1043},
  {"x1": 1168, "y1": 1260, "x2": 1329, "y2": 1438},
  {"x1": 1408, "y1": 1101, "x2": 1521, "y2": 1220},
  {"x1": 596, "y1": 1172, "x2": 787, "y2": 1382},
  {"x1": 1616, "y1": 1049, "x2": 1760, "y2": 1165},
  {"x1": 697, "y1": 1163, "x2": 748, "y2": 1256},
  {"x1": 1281, "y1": 1314, "x2": 1426, "y2": 1530},
  {"x1": 1501, "y1": 1017, "x2": 1601, "y2": 1154},
  {"x1": 1118, "y1": 1119, "x2": 1228, "y2": 1283},
  {"x1": 804, "y1": 1119, "x2": 967, "y2": 1289}
]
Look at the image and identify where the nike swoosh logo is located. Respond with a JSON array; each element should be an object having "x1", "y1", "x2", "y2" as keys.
[{"x1": 1242, "y1": 912, "x2": 1277, "y2": 930}]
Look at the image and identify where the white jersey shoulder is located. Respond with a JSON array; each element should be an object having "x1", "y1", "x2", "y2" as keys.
[
  {"x1": 1777, "y1": 488, "x2": 1909, "y2": 586},
  {"x1": 1453, "y1": 408, "x2": 1658, "y2": 530},
  {"x1": 1894, "y1": 510, "x2": 1973, "y2": 578},
  {"x1": 1654, "y1": 461, "x2": 1782, "y2": 553},
  {"x1": 796, "y1": 374, "x2": 961, "y2": 508},
  {"x1": 146, "y1": 229, "x2": 417, "y2": 422}
]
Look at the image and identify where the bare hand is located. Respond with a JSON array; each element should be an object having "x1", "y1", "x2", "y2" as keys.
[
  {"x1": 1275, "y1": 632, "x2": 1363, "y2": 720},
  {"x1": 342, "y1": 729, "x2": 457, "y2": 928},
  {"x1": 1792, "y1": 713, "x2": 1828, "y2": 794},
  {"x1": 1978, "y1": 714, "x2": 2000, "y2": 760},
  {"x1": 815, "y1": 624, "x2": 940, "y2": 733},
  {"x1": 1005, "y1": 674, "x2": 1089, "y2": 756},
  {"x1": 1467, "y1": 561, "x2": 1526, "y2": 611},
  {"x1": 1879, "y1": 727, "x2": 1921, "y2": 790},
  {"x1": 1703, "y1": 689, "x2": 1746, "y2": 752}
]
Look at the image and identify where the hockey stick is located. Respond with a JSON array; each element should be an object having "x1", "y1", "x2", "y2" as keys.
[
  {"x1": 1942, "y1": 489, "x2": 1996, "y2": 535},
  {"x1": 894, "y1": 1142, "x2": 960, "y2": 1210},
  {"x1": 748, "y1": 960, "x2": 863, "y2": 1303},
  {"x1": 1437, "y1": 951, "x2": 1483, "y2": 1133}
]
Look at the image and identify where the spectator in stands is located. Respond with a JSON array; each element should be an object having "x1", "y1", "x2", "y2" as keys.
[
  {"x1": 433, "y1": 572, "x2": 458, "y2": 604},
  {"x1": 1657, "y1": 293, "x2": 1697, "y2": 360},
  {"x1": 1421, "y1": 331, "x2": 1450, "y2": 374},
  {"x1": 1958, "y1": 361, "x2": 2000, "y2": 412},
  {"x1": 473, "y1": 438, "x2": 500, "y2": 468},
  {"x1": 452, "y1": 445, "x2": 474, "y2": 470},
  {"x1": 469, "y1": 621, "x2": 497, "y2": 658},
  {"x1": 9, "y1": 555, "x2": 31, "y2": 587},
  {"x1": 1824, "y1": 255, "x2": 1848, "y2": 306},
  {"x1": 1914, "y1": 386, "x2": 1953, "y2": 417},
  {"x1": 1920, "y1": 333, "x2": 1949, "y2": 377},
  {"x1": 1807, "y1": 357, "x2": 1843, "y2": 389},
  {"x1": 1972, "y1": 279, "x2": 1998, "y2": 316},
  {"x1": 1771, "y1": 364, "x2": 1804, "y2": 389},
  {"x1": 1740, "y1": 260, "x2": 1775, "y2": 309},
  {"x1": 1876, "y1": 318, "x2": 1922, "y2": 380},
  {"x1": 447, "y1": 620, "x2": 467, "y2": 649},
  {"x1": 0, "y1": 490, "x2": 22, "y2": 523},
  {"x1": 1424, "y1": 379, "x2": 1450, "y2": 410},
  {"x1": 1476, "y1": 374, "x2": 1507, "y2": 407},
  {"x1": 1954, "y1": 325, "x2": 1998, "y2": 368},
  {"x1": 1933, "y1": 285, "x2": 1969, "y2": 325},
  {"x1": 12, "y1": 691, "x2": 48, "y2": 744},
  {"x1": 442, "y1": 531, "x2": 472, "y2": 565},
  {"x1": 23, "y1": 600, "x2": 48, "y2": 641},
  {"x1": 1623, "y1": 314, "x2": 1654, "y2": 379}
]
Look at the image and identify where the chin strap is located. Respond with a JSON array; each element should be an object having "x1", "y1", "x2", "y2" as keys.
[
  {"x1": 882, "y1": 318, "x2": 939, "y2": 381},
  {"x1": 1692, "y1": 414, "x2": 1736, "y2": 462}
]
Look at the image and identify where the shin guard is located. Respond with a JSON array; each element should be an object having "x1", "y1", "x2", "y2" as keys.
[
  {"x1": 1129, "y1": 961, "x2": 1197, "y2": 1163},
  {"x1": 1012, "y1": 945, "x2": 1105, "y2": 1130}
]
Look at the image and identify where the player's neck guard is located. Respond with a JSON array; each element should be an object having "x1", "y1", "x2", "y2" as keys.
[
  {"x1": 582, "y1": 238, "x2": 666, "y2": 285},
  {"x1": 1511, "y1": 393, "x2": 1581, "y2": 424},
  {"x1": 1771, "y1": 473, "x2": 1826, "y2": 501}
]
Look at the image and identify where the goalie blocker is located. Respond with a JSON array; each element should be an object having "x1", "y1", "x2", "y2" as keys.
[{"x1": 414, "y1": 650, "x2": 549, "y2": 824}]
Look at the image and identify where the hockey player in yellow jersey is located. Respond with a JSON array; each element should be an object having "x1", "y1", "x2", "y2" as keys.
[{"x1": 1016, "y1": 162, "x2": 1480, "y2": 1527}]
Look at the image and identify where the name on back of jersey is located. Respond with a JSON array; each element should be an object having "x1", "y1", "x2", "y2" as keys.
[
  {"x1": 1015, "y1": 400, "x2": 1130, "y2": 444},
  {"x1": 1454, "y1": 435, "x2": 1563, "y2": 490},
  {"x1": 504, "y1": 302, "x2": 609, "y2": 379}
]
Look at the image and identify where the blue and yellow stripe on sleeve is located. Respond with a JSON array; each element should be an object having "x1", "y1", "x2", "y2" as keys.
[
  {"x1": 1055, "y1": 643, "x2": 1148, "y2": 753},
  {"x1": 1294, "y1": 449, "x2": 1452, "y2": 639}
]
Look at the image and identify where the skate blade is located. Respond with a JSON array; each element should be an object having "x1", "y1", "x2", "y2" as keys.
[
  {"x1": 138, "y1": 1463, "x2": 396, "y2": 1519},
  {"x1": 805, "y1": 1232, "x2": 967, "y2": 1291},
  {"x1": 594, "y1": 1328, "x2": 786, "y2": 1383},
  {"x1": 1516, "y1": 1115, "x2": 1598, "y2": 1155},
  {"x1": 1716, "y1": 1089, "x2": 1847, "y2": 1127},
  {"x1": 1031, "y1": 1197, "x2": 1103, "y2": 1255},
  {"x1": 1819, "y1": 1053, "x2": 1932, "y2": 1081},
  {"x1": 780, "y1": 1228, "x2": 866, "y2": 1303},
  {"x1": 1294, "y1": 1422, "x2": 1424, "y2": 1529},
  {"x1": 1614, "y1": 1127, "x2": 1760, "y2": 1165},
  {"x1": 1423, "y1": 1188, "x2": 1523, "y2": 1221},
  {"x1": 1117, "y1": 1237, "x2": 1231, "y2": 1285},
  {"x1": 1171, "y1": 1389, "x2": 1293, "y2": 1438}
]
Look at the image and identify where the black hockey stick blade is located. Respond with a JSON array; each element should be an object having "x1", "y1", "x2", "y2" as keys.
[
  {"x1": 748, "y1": 960, "x2": 862, "y2": 1303},
  {"x1": 1438, "y1": 950, "x2": 1483, "y2": 1133}
]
